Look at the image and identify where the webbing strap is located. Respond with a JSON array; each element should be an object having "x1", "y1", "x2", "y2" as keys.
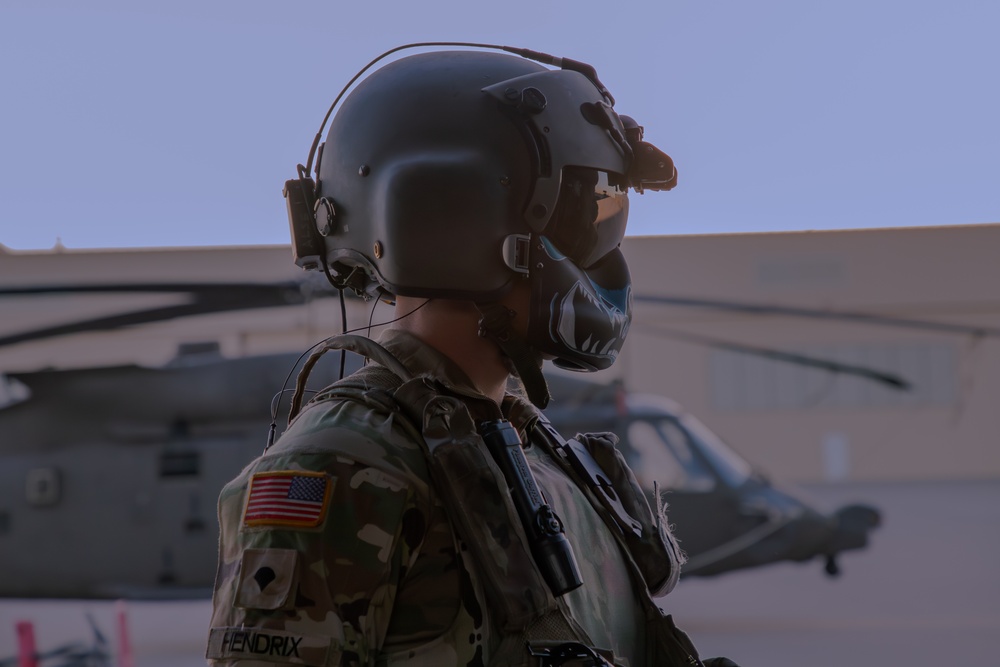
[
  {"x1": 392, "y1": 377, "x2": 561, "y2": 631},
  {"x1": 475, "y1": 301, "x2": 551, "y2": 408},
  {"x1": 526, "y1": 421, "x2": 700, "y2": 665},
  {"x1": 289, "y1": 334, "x2": 412, "y2": 422}
]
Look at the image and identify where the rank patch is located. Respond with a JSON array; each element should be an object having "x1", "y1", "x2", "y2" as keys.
[
  {"x1": 243, "y1": 471, "x2": 331, "y2": 528},
  {"x1": 236, "y1": 548, "x2": 299, "y2": 610}
]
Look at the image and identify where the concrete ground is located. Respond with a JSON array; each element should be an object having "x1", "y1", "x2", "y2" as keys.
[
  {"x1": 2, "y1": 479, "x2": 998, "y2": 666},
  {"x1": 668, "y1": 479, "x2": 1000, "y2": 666}
]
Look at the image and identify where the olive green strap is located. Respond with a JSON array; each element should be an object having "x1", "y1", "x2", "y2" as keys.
[
  {"x1": 475, "y1": 301, "x2": 551, "y2": 408},
  {"x1": 288, "y1": 334, "x2": 412, "y2": 422},
  {"x1": 393, "y1": 378, "x2": 560, "y2": 631}
]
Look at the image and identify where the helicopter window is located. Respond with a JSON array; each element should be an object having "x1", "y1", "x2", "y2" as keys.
[
  {"x1": 25, "y1": 468, "x2": 61, "y2": 506},
  {"x1": 680, "y1": 415, "x2": 753, "y2": 488},
  {"x1": 0, "y1": 374, "x2": 30, "y2": 410},
  {"x1": 627, "y1": 419, "x2": 715, "y2": 492}
]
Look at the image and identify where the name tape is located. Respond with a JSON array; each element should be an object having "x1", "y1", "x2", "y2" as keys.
[{"x1": 207, "y1": 627, "x2": 330, "y2": 665}]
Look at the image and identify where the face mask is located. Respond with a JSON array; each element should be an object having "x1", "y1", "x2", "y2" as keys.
[{"x1": 526, "y1": 237, "x2": 632, "y2": 372}]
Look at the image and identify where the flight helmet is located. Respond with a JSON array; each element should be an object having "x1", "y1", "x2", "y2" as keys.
[{"x1": 285, "y1": 47, "x2": 676, "y2": 404}]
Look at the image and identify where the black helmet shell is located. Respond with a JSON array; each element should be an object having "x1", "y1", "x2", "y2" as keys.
[{"x1": 315, "y1": 50, "x2": 631, "y2": 300}]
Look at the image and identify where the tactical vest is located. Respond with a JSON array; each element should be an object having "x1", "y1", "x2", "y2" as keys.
[{"x1": 296, "y1": 335, "x2": 704, "y2": 667}]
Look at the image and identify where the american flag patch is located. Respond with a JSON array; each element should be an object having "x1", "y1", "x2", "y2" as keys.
[{"x1": 243, "y1": 471, "x2": 331, "y2": 528}]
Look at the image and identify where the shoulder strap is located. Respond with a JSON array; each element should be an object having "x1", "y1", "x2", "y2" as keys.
[
  {"x1": 393, "y1": 378, "x2": 605, "y2": 665},
  {"x1": 535, "y1": 421, "x2": 682, "y2": 596},
  {"x1": 311, "y1": 364, "x2": 403, "y2": 405},
  {"x1": 392, "y1": 378, "x2": 564, "y2": 630},
  {"x1": 507, "y1": 395, "x2": 682, "y2": 595},
  {"x1": 525, "y1": 414, "x2": 705, "y2": 666},
  {"x1": 288, "y1": 334, "x2": 411, "y2": 422}
]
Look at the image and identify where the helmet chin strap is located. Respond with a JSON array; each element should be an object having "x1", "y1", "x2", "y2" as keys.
[{"x1": 475, "y1": 302, "x2": 551, "y2": 409}]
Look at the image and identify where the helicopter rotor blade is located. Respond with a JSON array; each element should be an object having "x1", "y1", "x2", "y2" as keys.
[
  {"x1": 0, "y1": 282, "x2": 313, "y2": 348},
  {"x1": 634, "y1": 324, "x2": 911, "y2": 391},
  {"x1": 0, "y1": 281, "x2": 306, "y2": 298},
  {"x1": 634, "y1": 294, "x2": 1000, "y2": 339}
]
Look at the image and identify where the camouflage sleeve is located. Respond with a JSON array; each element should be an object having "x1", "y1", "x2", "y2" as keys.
[{"x1": 207, "y1": 403, "x2": 435, "y2": 667}]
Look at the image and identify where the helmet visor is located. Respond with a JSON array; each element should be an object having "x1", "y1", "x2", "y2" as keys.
[{"x1": 544, "y1": 167, "x2": 629, "y2": 269}]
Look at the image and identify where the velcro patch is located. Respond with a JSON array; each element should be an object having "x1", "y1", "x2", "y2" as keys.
[
  {"x1": 207, "y1": 627, "x2": 330, "y2": 665},
  {"x1": 243, "y1": 471, "x2": 332, "y2": 528}
]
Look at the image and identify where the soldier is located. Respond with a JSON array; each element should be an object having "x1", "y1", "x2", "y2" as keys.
[{"x1": 208, "y1": 45, "x2": 738, "y2": 666}]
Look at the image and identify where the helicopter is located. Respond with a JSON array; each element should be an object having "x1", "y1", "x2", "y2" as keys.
[
  {"x1": 0, "y1": 346, "x2": 352, "y2": 599},
  {"x1": 0, "y1": 300, "x2": 882, "y2": 598}
]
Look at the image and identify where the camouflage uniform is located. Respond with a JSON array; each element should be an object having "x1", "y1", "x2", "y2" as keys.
[{"x1": 208, "y1": 329, "x2": 681, "y2": 666}]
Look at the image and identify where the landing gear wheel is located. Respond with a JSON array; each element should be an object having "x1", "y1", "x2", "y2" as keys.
[{"x1": 824, "y1": 555, "x2": 841, "y2": 577}]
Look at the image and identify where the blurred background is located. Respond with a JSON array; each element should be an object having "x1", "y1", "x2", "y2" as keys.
[{"x1": 2, "y1": 0, "x2": 998, "y2": 664}]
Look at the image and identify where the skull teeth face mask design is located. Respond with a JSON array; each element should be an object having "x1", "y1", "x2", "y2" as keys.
[
  {"x1": 553, "y1": 279, "x2": 631, "y2": 363},
  {"x1": 527, "y1": 237, "x2": 633, "y2": 372}
]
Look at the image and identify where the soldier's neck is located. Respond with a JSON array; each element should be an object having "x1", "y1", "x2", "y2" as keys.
[{"x1": 392, "y1": 297, "x2": 509, "y2": 405}]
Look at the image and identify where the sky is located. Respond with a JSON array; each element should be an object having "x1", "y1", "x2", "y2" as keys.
[{"x1": 1, "y1": 0, "x2": 997, "y2": 251}]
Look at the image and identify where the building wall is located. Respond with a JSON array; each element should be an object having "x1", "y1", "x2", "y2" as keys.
[
  {"x1": 2, "y1": 224, "x2": 998, "y2": 482},
  {"x1": 616, "y1": 224, "x2": 1000, "y2": 482}
]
